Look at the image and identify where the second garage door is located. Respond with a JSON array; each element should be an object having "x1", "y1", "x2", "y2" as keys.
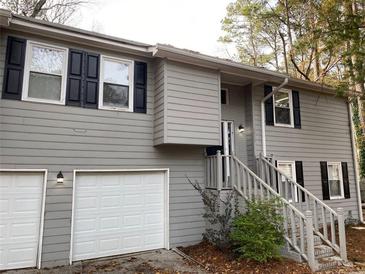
[{"x1": 72, "y1": 171, "x2": 167, "y2": 262}]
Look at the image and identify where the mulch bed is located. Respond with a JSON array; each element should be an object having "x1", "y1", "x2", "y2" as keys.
[
  {"x1": 346, "y1": 223, "x2": 365, "y2": 264},
  {"x1": 180, "y1": 223, "x2": 365, "y2": 274}
]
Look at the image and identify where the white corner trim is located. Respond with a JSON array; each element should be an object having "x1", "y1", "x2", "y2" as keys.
[
  {"x1": 0, "y1": 168, "x2": 48, "y2": 269},
  {"x1": 348, "y1": 102, "x2": 364, "y2": 223},
  {"x1": 69, "y1": 168, "x2": 170, "y2": 264}
]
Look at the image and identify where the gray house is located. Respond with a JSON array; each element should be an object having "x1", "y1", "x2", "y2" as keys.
[{"x1": 0, "y1": 10, "x2": 363, "y2": 272}]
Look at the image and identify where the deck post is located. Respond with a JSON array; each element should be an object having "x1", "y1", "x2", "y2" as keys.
[
  {"x1": 306, "y1": 210, "x2": 317, "y2": 272},
  {"x1": 337, "y1": 207, "x2": 347, "y2": 261},
  {"x1": 216, "y1": 150, "x2": 223, "y2": 191}
]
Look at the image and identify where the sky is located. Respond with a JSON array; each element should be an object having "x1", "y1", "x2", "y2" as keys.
[{"x1": 74, "y1": 0, "x2": 236, "y2": 59}]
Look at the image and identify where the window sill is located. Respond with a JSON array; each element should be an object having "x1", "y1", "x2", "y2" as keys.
[
  {"x1": 22, "y1": 97, "x2": 65, "y2": 106},
  {"x1": 98, "y1": 105, "x2": 133, "y2": 112},
  {"x1": 271, "y1": 123, "x2": 295, "y2": 128},
  {"x1": 330, "y1": 196, "x2": 345, "y2": 200}
]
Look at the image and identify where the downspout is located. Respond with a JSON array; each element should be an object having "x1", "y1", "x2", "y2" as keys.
[
  {"x1": 348, "y1": 102, "x2": 364, "y2": 223},
  {"x1": 261, "y1": 78, "x2": 289, "y2": 156}
]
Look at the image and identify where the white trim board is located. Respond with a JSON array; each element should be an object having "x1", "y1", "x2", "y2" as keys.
[
  {"x1": 69, "y1": 168, "x2": 170, "y2": 265},
  {"x1": 0, "y1": 169, "x2": 48, "y2": 270}
]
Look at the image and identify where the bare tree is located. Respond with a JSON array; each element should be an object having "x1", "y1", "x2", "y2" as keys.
[{"x1": 0, "y1": 0, "x2": 88, "y2": 24}]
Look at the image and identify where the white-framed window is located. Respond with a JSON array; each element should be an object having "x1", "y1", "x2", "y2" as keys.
[
  {"x1": 277, "y1": 161, "x2": 297, "y2": 202},
  {"x1": 99, "y1": 55, "x2": 134, "y2": 112},
  {"x1": 22, "y1": 41, "x2": 68, "y2": 105},
  {"x1": 327, "y1": 162, "x2": 344, "y2": 199},
  {"x1": 221, "y1": 88, "x2": 229, "y2": 105},
  {"x1": 274, "y1": 88, "x2": 294, "y2": 127}
]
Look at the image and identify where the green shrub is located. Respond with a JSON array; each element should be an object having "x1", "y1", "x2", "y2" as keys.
[{"x1": 230, "y1": 198, "x2": 285, "y2": 262}]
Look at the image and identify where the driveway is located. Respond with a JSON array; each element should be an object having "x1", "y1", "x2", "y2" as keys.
[{"x1": 2, "y1": 249, "x2": 207, "y2": 274}]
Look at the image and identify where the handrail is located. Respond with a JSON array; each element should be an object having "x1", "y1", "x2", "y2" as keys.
[
  {"x1": 204, "y1": 152, "x2": 348, "y2": 270},
  {"x1": 231, "y1": 155, "x2": 306, "y2": 217},
  {"x1": 257, "y1": 154, "x2": 347, "y2": 261},
  {"x1": 228, "y1": 155, "x2": 316, "y2": 268},
  {"x1": 259, "y1": 155, "x2": 337, "y2": 215}
]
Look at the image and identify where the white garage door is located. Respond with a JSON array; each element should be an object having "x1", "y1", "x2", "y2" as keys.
[
  {"x1": 72, "y1": 171, "x2": 167, "y2": 261},
  {"x1": 0, "y1": 172, "x2": 45, "y2": 270}
]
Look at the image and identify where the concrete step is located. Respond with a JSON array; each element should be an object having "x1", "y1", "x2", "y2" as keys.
[
  {"x1": 317, "y1": 255, "x2": 342, "y2": 271},
  {"x1": 314, "y1": 244, "x2": 334, "y2": 259}
]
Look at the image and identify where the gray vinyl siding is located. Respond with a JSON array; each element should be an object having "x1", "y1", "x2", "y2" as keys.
[
  {"x1": 154, "y1": 58, "x2": 165, "y2": 145},
  {"x1": 251, "y1": 84, "x2": 360, "y2": 219},
  {"x1": 221, "y1": 83, "x2": 248, "y2": 164},
  {"x1": 0, "y1": 32, "x2": 205, "y2": 267},
  {"x1": 244, "y1": 85, "x2": 256, "y2": 170},
  {"x1": 155, "y1": 60, "x2": 221, "y2": 146}
]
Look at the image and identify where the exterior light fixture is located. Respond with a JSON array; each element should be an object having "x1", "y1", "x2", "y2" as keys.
[
  {"x1": 57, "y1": 171, "x2": 64, "y2": 184},
  {"x1": 238, "y1": 125, "x2": 245, "y2": 133}
]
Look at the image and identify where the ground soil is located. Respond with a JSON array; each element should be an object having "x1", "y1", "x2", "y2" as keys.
[
  {"x1": 180, "y1": 224, "x2": 365, "y2": 274},
  {"x1": 346, "y1": 223, "x2": 365, "y2": 264}
]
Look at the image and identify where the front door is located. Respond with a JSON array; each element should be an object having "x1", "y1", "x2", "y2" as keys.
[
  {"x1": 206, "y1": 121, "x2": 235, "y2": 186},
  {"x1": 222, "y1": 121, "x2": 235, "y2": 183},
  {"x1": 206, "y1": 121, "x2": 235, "y2": 156}
]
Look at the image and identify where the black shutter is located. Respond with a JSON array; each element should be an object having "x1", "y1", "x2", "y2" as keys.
[
  {"x1": 66, "y1": 50, "x2": 99, "y2": 108},
  {"x1": 342, "y1": 162, "x2": 350, "y2": 199},
  {"x1": 295, "y1": 161, "x2": 305, "y2": 202},
  {"x1": 66, "y1": 49, "x2": 83, "y2": 106},
  {"x1": 2, "y1": 36, "x2": 26, "y2": 100},
  {"x1": 264, "y1": 85, "x2": 274, "y2": 125},
  {"x1": 134, "y1": 61, "x2": 147, "y2": 113},
  {"x1": 292, "y1": 90, "x2": 301, "y2": 128},
  {"x1": 320, "y1": 161, "x2": 330, "y2": 200},
  {"x1": 83, "y1": 53, "x2": 99, "y2": 108}
]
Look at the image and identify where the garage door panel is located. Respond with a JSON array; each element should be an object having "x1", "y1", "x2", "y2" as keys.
[
  {"x1": 73, "y1": 171, "x2": 166, "y2": 261},
  {"x1": 0, "y1": 172, "x2": 44, "y2": 270}
]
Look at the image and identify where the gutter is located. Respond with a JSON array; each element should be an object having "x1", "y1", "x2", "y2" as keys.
[
  {"x1": 0, "y1": 9, "x2": 153, "y2": 56},
  {"x1": 261, "y1": 78, "x2": 289, "y2": 156},
  {"x1": 348, "y1": 102, "x2": 364, "y2": 223}
]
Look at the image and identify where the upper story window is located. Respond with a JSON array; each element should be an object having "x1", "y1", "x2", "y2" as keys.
[
  {"x1": 274, "y1": 89, "x2": 294, "y2": 127},
  {"x1": 221, "y1": 88, "x2": 229, "y2": 105},
  {"x1": 99, "y1": 56, "x2": 134, "y2": 111},
  {"x1": 327, "y1": 162, "x2": 344, "y2": 199},
  {"x1": 22, "y1": 41, "x2": 68, "y2": 104}
]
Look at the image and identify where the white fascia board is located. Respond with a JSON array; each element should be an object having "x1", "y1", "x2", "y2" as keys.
[
  {"x1": 153, "y1": 44, "x2": 337, "y2": 95},
  {"x1": 6, "y1": 17, "x2": 154, "y2": 57}
]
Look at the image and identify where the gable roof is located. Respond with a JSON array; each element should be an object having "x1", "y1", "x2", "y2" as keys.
[{"x1": 0, "y1": 9, "x2": 337, "y2": 94}]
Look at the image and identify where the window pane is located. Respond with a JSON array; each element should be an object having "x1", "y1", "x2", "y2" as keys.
[
  {"x1": 275, "y1": 107, "x2": 291, "y2": 124},
  {"x1": 278, "y1": 163, "x2": 293, "y2": 179},
  {"x1": 103, "y1": 83, "x2": 129, "y2": 108},
  {"x1": 103, "y1": 60, "x2": 129, "y2": 85},
  {"x1": 329, "y1": 180, "x2": 341, "y2": 197},
  {"x1": 221, "y1": 89, "x2": 227, "y2": 104},
  {"x1": 275, "y1": 91, "x2": 290, "y2": 108},
  {"x1": 278, "y1": 163, "x2": 294, "y2": 200},
  {"x1": 28, "y1": 72, "x2": 61, "y2": 101},
  {"x1": 328, "y1": 164, "x2": 340, "y2": 180},
  {"x1": 30, "y1": 46, "x2": 64, "y2": 75}
]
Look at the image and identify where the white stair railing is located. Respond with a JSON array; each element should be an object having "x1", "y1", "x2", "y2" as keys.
[
  {"x1": 205, "y1": 152, "x2": 318, "y2": 270},
  {"x1": 229, "y1": 155, "x2": 317, "y2": 270},
  {"x1": 257, "y1": 154, "x2": 347, "y2": 262},
  {"x1": 206, "y1": 150, "x2": 231, "y2": 190}
]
